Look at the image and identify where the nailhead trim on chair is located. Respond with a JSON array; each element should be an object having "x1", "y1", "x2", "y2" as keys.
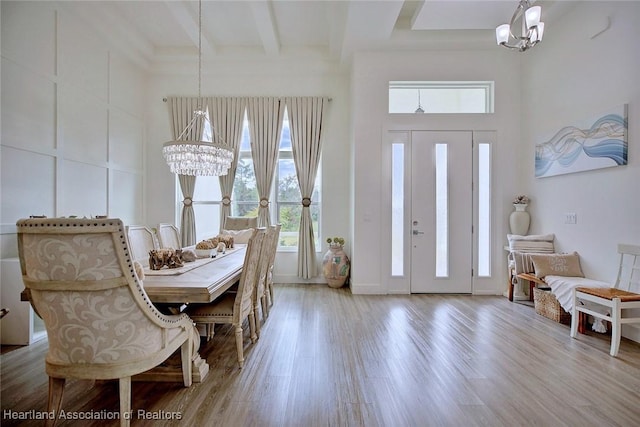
[{"x1": 17, "y1": 218, "x2": 187, "y2": 325}]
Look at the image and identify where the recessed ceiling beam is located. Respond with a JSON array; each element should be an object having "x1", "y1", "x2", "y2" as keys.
[
  {"x1": 249, "y1": 1, "x2": 280, "y2": 55},
  {"x1": 163, "y1": 0, "x2": 216, "y2": 56}
]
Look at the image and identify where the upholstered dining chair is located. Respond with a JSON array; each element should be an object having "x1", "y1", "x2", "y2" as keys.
[
  {"x1": 187, "y1": 228, "x2": 265, "y2": 368},
  {"x1": 571, "y1": 243, "x2": 640, "y2": 356},
  {"x1": 126, "y1": 225, "x2": 159, "y2": 267},
  {"x1": 16, "y1": 218, "x2": 195, "y2": 427},
  {"x1": 223, "y1": 216, "x2": 258, "y2": 231},
  {"x1": 157, "y1": 223, "x2": 181, "y2": 249}
]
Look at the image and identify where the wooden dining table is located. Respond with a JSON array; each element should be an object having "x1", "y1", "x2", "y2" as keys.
[
  {"x1": 136, "y1": 245, "x2": 247, "y2": 383},
  {"x1": 142, "y1": 246, "x2": 246, "y2": 304}
]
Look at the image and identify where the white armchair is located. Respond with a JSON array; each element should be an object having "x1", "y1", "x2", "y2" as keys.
[{"x1": 17, "y1": 217, "x2": 195, "y2": 427}]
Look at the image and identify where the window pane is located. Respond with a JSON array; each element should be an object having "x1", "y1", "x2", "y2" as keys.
[
  {"x1": 233, "y1": 158, "x2": 258, "y2": 202},
  {"x1": 478, "y1": 143, "x2": 491, "y2": 277},
  {"x1": 193, "y1": 204, "x2": 221, "y2": 242},
  {"x1": 232, "y1": 202, "x2": 259, "y2": 218},
  {"x1": 277, "y1": 203, "x2": 319, "y2": 248},
  {"x1": 279, "y1": 204, "x2": 301, "y2": 247},
  {"x1": 278, "y1": 158, "x2": 301, "y2": 202},
  {"x1": 391, "y1": 143, "x2": 404, "y2": 276},
  {"x1": 193, "y1": 175, "x2": 221, "y2": 201},
  {"x1": 435, "y1": 143, "x2": 448, "y2": 277},
  {"x1": 239, "y1": 114, "x2": 251, "y2": 152},
  {"x1": 280, "y1": 114, "x2": 292, "y2": 151},
  {"x1": 388, "y1": 81, "x2": 494, "y2": 113}
]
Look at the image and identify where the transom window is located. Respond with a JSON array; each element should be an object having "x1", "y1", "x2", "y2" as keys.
[{"x1": 389, "y1": 81, "x2": 494, "y2": 114}]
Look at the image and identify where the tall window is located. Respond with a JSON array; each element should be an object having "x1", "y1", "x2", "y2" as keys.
[{"x1": 232, "y1": 108, "x2": 321, "y2": 250}]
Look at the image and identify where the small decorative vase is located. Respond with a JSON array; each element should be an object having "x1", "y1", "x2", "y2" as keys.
[
  {"x1": 509, "y1": 203, "x2": 530, "y2": 235},
  {"x1": 322, "y1": 244, "x2": 350, "y2": 288}
]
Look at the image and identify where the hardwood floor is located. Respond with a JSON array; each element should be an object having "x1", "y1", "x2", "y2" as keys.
[{"x1": 2, "y1": 284, "x2": 640, "y2": 426}]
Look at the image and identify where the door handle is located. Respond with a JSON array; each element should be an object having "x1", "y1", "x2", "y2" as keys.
[{"x1": 412, "y1": 230, "x2": 424, "y2": 235}]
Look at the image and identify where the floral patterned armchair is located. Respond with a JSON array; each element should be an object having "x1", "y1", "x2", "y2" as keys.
[{"x1": 16, "y1": 217, "x2": 196, "y2": 427}]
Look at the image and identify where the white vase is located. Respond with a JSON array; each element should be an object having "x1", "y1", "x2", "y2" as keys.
[{"x1": 509, "y1": 204, "x2": 530, "y2": 235}]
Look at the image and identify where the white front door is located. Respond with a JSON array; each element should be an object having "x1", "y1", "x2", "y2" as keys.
[{"x1": 410, "y1": 131, "x2": 472, "y2": 293}]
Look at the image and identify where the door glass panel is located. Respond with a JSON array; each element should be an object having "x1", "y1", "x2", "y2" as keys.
[
  {"x1": 435, "y1": 143, "x2": 448, "y2": 277},
  {"x1": 478, "y1": 143, "x2": 491, "y2": 276},
  {"x1": 392, "y1": 143, "x2": 404, "y2": 276}
]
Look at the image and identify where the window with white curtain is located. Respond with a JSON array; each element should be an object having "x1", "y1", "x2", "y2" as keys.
[
  {"x1": 176, "y1": 105, "x2": 322, "y2": 249},
  {"x1": 232, "y1": 107, "x2": 321, "y2": 250}
]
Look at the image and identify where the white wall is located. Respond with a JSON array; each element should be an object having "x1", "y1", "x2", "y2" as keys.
[
  {"x1": 0, "y1": 1, "x2": 146, "y2": 344},
  {"x1": 145, "y1": 58, "x2": 351, "y2": 283},
  {"x1": 521, "y1": 2, "x2": 640, "y2": 340},
  {"x1": 350, "y1": 49, "x2": 523, "y2": 295},
  {"x1": 1, "y1": 1, "x2": 147, "y2": 257}
]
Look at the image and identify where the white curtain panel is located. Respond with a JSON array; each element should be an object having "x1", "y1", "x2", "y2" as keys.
[
  {"x1": 205, "y1": 97, "x2": 247, "y2": 231},
  {"x1": 286, "y1": 97, "x2": 328, "y2": 279},
  {"x1": 246, "y1": 97, "x2": 285, "y2": 227},
  {"x1": 167, "y1": 97, "x2": 205, "y2": 246}
]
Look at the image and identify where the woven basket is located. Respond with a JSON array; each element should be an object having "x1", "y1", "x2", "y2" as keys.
[{"x1": 533, "y1": 288, "x2": 571, "y2": 325}]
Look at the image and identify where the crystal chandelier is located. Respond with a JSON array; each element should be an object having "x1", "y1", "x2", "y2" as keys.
[
  {"x1": 162, "y1": 0, "x2": 233, "y2": 176},
  {"x1": 496, "y1": 0, "x2": 544, "y2": 52}
]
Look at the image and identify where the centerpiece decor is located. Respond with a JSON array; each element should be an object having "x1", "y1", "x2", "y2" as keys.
[
  {"x1": 322, "y1": 237, "x2": 350, "y2": 288},
  {"x1": 510, "y1": 195, "x2": 531, "y2": 235}
]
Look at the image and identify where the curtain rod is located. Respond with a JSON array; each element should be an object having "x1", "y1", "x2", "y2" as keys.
[{"x1": 162, "y1": 97, "x2": 332, "y2": 102}]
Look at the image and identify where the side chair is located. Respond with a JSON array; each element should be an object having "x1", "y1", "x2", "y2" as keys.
[
  {"x1": 187, "y1": 228, "x2": 266, "y2": 368},
  {"x1": 126, "y1": 224, "x2": 159, "y2": 267},
  {"x1": 157, "y1": 223, "x2": 181, "y2": 249},
  {"x1": 571, "y1": 243, "x2": 640, "y2": 356},
  {"x1": 16, "y1": 218, "x2": 195, "y2": 427},
  {"x1": 253, "y1": 224, "x2": 280, "y2": 336}
]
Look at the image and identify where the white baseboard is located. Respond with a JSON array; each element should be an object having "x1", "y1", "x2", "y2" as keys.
[{"x1": 350, "y1": 283, "x2": 386, "y2": 295}]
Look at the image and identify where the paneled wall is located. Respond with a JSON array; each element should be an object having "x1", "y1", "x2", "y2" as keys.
[
  {"x1": 0, "y1": 2, "x2": 146, "y2": 344},
  {"x1": 1, "y1": 2, "x2": 146, "y2": 258}
]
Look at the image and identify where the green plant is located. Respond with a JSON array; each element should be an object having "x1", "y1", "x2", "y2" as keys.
[{"x1": 326, "y1": 237, "x2": 345, "y2": 246}]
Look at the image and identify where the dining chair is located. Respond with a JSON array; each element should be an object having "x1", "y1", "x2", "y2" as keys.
[
  {"x1": 126, "y1": 225, "x2": 159, "y2": 268},
  {"x1": 16, "y1": 217, "x2": 195, "y2": 427},
  {"x1": 252, "y1": 224, "x2": 280, "y2": 336},
  {"x1": 223, "y1": 216, "x2": 258, "y2": 231},
  {"x1": 570, "y1": 243, "x2": 640, "y2": 356},
  {"x1": 157, "y1": 223, "x2": 181, "y2": 249},
  {"x1": 187, "y1": 228, "x2": 266, "y2": 368},
  {"x1": 261, "y1": 224, "x2": 281, "y2": 318}
]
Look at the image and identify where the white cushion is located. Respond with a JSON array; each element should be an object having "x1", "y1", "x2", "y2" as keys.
[
  {"x1": 508, "y1": 233, "x2": 555, "y2": 253},
  {"x1": 222, "y1": 228, "x2": 254, "y2": 244}
]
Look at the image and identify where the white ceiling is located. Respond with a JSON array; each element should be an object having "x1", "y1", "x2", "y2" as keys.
[{"x1": 64, "y1": 0, "x2": 576, "y2": 68}]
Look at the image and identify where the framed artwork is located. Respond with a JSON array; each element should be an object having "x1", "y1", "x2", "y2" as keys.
[{"x1": 535, "y1": 104, "x2": 628, "y2": 178}]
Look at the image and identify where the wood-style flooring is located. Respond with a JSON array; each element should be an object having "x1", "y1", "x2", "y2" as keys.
[{"x1": 2, "y1": 284, "x2": 640, "y2": 426}]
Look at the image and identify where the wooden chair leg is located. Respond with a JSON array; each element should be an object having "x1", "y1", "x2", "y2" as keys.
[
  {"x1": 254, "y1": 301, "x2": 262, "y2": 338},
  {"x1": 235, "y1": 325, "x2": 244, "y2": 368},
  {"x1": 119, "y1": 377, "x2": 131, "y2": 427},
  {"x1": 46, "y1": 377, "x2": 65, "y2": 427},
  {"x1": 578, "y1": 312, "x2": 586, "y2": 334},
  {"x1": 248, "y1": 311, "x2": 257, "y2": 344},
  {"x1": 508, "y1": 277, "x2": 514, "y2": 302},
  {"x1": 181, "y1": 337, "x2": 193, "y2": 387},
  {"x1": 261, "y1": 294, "x2": 269, "y2": 319}
]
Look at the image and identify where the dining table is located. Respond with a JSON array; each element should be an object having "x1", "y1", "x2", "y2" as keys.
[{"x1": 136, "y1": 245, "x2": 247, "y2": 383}]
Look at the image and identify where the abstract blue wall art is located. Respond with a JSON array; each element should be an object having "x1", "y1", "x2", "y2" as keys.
[{"x1": 535, "y1": 104, "x2": 628, "y2": 178}]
